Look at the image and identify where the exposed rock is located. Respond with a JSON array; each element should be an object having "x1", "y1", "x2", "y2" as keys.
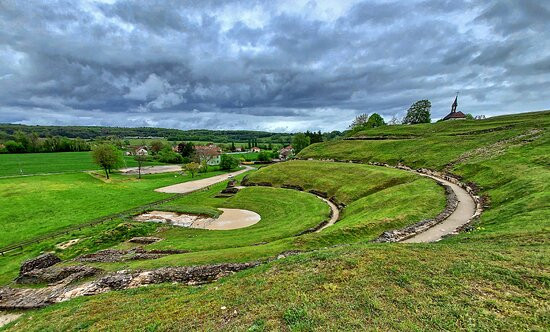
[
  {"x1": 19, "y1": 253, "x2": 61, "y2": 276},
  {"x1": 295, "y1": 220, "x2": 329, "y2": 236},
  {"x1": 77, "y1": 248, "x2": 187, "y2": 263},
  {"x1": 281, "y1": 184, "x2": 304, "y2": 191},
  {"x1": 274, "y1": 250, "x2": 304, "y2": 260},
  {"x1": 16, "y1": 265, "x2": 101, "y2": 285},
  {"x1": 308, "y1": 189, "x2": 328, "y2": 198},
  {"x1": 220, "y1": 187, "x2": 239, "y2": 194},
  {"x1": 128, "y1": 237, "x2": 162, "y2": 244},
  {"x1": 0, "y1": 262, "x2": 259, "y2": 309}
]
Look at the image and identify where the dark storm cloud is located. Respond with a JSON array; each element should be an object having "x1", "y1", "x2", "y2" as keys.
[{"x1": 0, "y1": 0, "x2": 549, "y2": 131}]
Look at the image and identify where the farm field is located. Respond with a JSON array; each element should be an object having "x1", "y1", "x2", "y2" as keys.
[
  {"x1": 0, "y1": 111, "x2": 548, "y2": 331},
  {"x1": 0, "y1": 151, "x2": 163, "y2": 177}
]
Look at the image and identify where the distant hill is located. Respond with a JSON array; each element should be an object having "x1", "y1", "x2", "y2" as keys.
[{"x1": 0, "y1": 124, "x2": 293, "y2": 143}]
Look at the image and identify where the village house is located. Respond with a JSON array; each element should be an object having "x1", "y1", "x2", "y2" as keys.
[
  {"x1": 442, "y1": 95, "x2": 467, "y2": 121},
  {"x1": 135, "y1": 146, "x2": 148, "y2": 156},
  {"x1": 279, "y1": 145, "x2": 294, "y2": 160},
  {"x1": 194, "y1": 144, "x2": 222, "y2": 166},
  {"x1": 251, "y1": 146, "x2": 261, "y2": 152},
  {"x1": 234, "y1": 147, "x2": 243, "y2": 152}
]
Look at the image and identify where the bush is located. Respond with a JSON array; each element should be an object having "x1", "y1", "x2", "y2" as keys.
[
  {"x1": 158, "y1": 148, "x2": 183, "y2": 163},
  {"x1": 258, "y1": 151, "x2": 272, "y2": 162},
  {"x1": 4, "y1": 140, "x2": 25, "y2": 153},
  {"x1": 220, "y1": 154, "x2": 239, "y2": 170}
]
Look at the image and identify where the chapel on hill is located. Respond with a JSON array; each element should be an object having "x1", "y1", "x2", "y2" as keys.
[{"x1": 442, "y1": 94, "x2": 467, "y2": 120}]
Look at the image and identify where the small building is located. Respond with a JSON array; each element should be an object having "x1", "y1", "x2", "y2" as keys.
[
  {"x1": 251, "y1": 146, "x2": 261, "y2": 152},
  {"x1": 194, "y1": 144, "x2": 222, "y2": 166},
  {"x1": 235, "y1": 147, "x2": 243, "y2": 152},
  {"x1": 442, "y1": 95, "x2": 466, "y2": 121},
  {"x1": 279, "y1": 145, "x2": 294, "y2": 160},
  {"x1": 135, "y1": 146, "x2": 148, "y2": 156}
]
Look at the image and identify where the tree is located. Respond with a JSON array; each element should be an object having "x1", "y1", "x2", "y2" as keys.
[
  {"x1": 349, "y1": 113, "x2": 369, "y2": 130},
  {"x1": 177, "y1": 142, "x2": 195, "y2": 158},
  {"x1": 194, "y1": 146, "x2": 220, "y2": 172},
  {"x1": 231, "y1": 142, "x2": 236, "y2": 152},
  {"x1": 365, "y1": 113, "x2": 385, "y2": 128},
  {"x1": 134, "y1": 153, "x2": 147, "y2": 179},
  {"x1": 465, "y1": 113, "x2": 474, "y2": 120},
  {"x1": 258, "y1": 151, "x2": 272, "y2": 162},
  {"x1": 403, "y1": 100, "x2": 431, "y2": 124},
  {"x1": 184, "y1": 162, "x2": 200, "y2": 178},
  {"x1": 150, "y1": 140, "x2": 164, "y2": 155},
  {"x1": 92, "y1": 144, "x2": 122, "y2": 179},
  {"x1": 388, "y1": 115, "x2": 401, "y2": 125},
  {"x1": 292, "y1": 133, "x2": 311, "y2": 154},
  {"x1": 4, "y1": 140, "x2": 25, "y2": 153},
  {"x1": 220, "y1": 154, "x2": 239, "y2": 170},
  {"x1": 158, "y1": 147, "x2": 183, "y2": 163}
]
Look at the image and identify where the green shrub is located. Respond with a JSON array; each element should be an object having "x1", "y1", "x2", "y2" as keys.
[{"x1": 220, "y1": 154, "x2": 239, "y2": 170}]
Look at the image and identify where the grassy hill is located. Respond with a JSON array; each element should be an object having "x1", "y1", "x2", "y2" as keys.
[{"x1": 2, "y1": 111, "x2": 549, "y2": 331}]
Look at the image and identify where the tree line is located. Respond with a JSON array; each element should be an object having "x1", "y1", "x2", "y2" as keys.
[{"x1": 0, "y1": 131, "x2": 90, "y2": 153}]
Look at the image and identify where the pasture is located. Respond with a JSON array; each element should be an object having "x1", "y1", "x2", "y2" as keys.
[{"x1": 0, "y1": 151, "x2": 162, "y2": 177}]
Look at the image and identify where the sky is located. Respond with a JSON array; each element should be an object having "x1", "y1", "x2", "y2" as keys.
[{"x1": 0, "y1": 0, "x2": 549, "y2": 132}]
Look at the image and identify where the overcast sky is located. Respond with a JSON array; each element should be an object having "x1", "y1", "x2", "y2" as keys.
[{"x1": 0, "y1": 0, "x2": 549, "y2": 132}]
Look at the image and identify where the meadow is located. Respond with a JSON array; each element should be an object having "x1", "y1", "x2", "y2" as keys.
[
  {"x1": 0, "y1": 151, "x2": 162, "y2": 177},
  {"x1": 1, "y1": 111, "x2": 549, "y2": 331}
]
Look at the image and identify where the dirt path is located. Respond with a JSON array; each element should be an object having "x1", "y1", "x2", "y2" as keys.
[
  {"x1": 315, "y1": 197, "x2": 340, "y2": 232},
  {"x1": 155, "y1": 166, "x2": 253, "y2": 194},
  {"x1": 0, "y1": 312, "x2": 21, "y2": 328},
  {"x1": 119, "y1": 165, "x2": 182, "y2": 175},
  {"x1": 402, "y1": 173, "x2": 477, "y2": 243}
]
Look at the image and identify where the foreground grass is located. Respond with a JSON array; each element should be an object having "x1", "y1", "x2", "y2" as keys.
[{"x1": 6, "y1": 242, "x2": 548, "y2": 331}]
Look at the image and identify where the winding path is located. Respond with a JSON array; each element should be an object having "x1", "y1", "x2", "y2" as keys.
[
  {"x1": 315, "y1": 197, "x2": 340, "y2": 232},
  {"x1": 403, "y1": 173, "x2": 477, "y2": 243}
]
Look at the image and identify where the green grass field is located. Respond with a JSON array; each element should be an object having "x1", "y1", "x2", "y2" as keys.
[
  {"x1": 0, "y1": 151, "x2": 163, "y2": 177},
  {"x1": 1, "y1": 111, "x2": 549, "y2": 331}
]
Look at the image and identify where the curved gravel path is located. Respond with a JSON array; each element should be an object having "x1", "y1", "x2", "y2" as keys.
[
  {"x1": 402, "y1": 173, "x2": 476, "y2": 243},
  {"x1": 315, "y1": 197, "x2": 340, "y2": 232}
]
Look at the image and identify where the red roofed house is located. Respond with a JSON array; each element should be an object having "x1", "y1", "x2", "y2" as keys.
[
  {"x1": 442, "y1": 94, "x2": 466, "y2": 121},
  {"x1": 279, "y1": 145, "x2": 294, "y2": 160},
  {"x1": 194, "y1": 144, "x2": 222, "y2": 166}
]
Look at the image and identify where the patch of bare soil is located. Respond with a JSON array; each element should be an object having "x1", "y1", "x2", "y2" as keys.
[
  {"x1": 119, "y1": 165, "x2": 182, "y2": 175},
  {"x1": 134, "y1": 209, "x2": 261, "y2": 230},
  {"x1": 56, "y1": 238, "x2": 80, "y2": 250},
  {"x1": 134, "y1": 210, "x2": 211, "y2": 227}
]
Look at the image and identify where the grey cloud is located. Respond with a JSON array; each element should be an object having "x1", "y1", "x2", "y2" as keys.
[{"x1": 0, "y1": 0, "x2": 549, "y2": 132}]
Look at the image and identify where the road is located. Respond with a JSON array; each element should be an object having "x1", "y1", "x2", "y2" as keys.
[{"x1": 155, "y1": 166, "x2": 253, "y2": 194}]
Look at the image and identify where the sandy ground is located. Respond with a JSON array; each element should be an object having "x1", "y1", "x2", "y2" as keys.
[
  {"x1": 155, "y1": 166, "x2": 253, "y2": 194},
  {"x1": 0, "y1": 313, "x2": 21, "y2": 328},
  {"x1": 402, "y1": 174, "x2": 476, "y2": 243},
  {"x1": 56, "y1": 238, "x2": 80, "y2": 249},
  {"x1": 119, "y1": 165, "x2": 182, "y2": 175},
  {"x1": 134, "y1": 208, "x2": 261, "y2": 230}
]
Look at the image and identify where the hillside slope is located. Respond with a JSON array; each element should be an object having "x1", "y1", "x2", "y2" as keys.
[{"x1": 3, "y1": 111, "x2": 549, "y2": 331}]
